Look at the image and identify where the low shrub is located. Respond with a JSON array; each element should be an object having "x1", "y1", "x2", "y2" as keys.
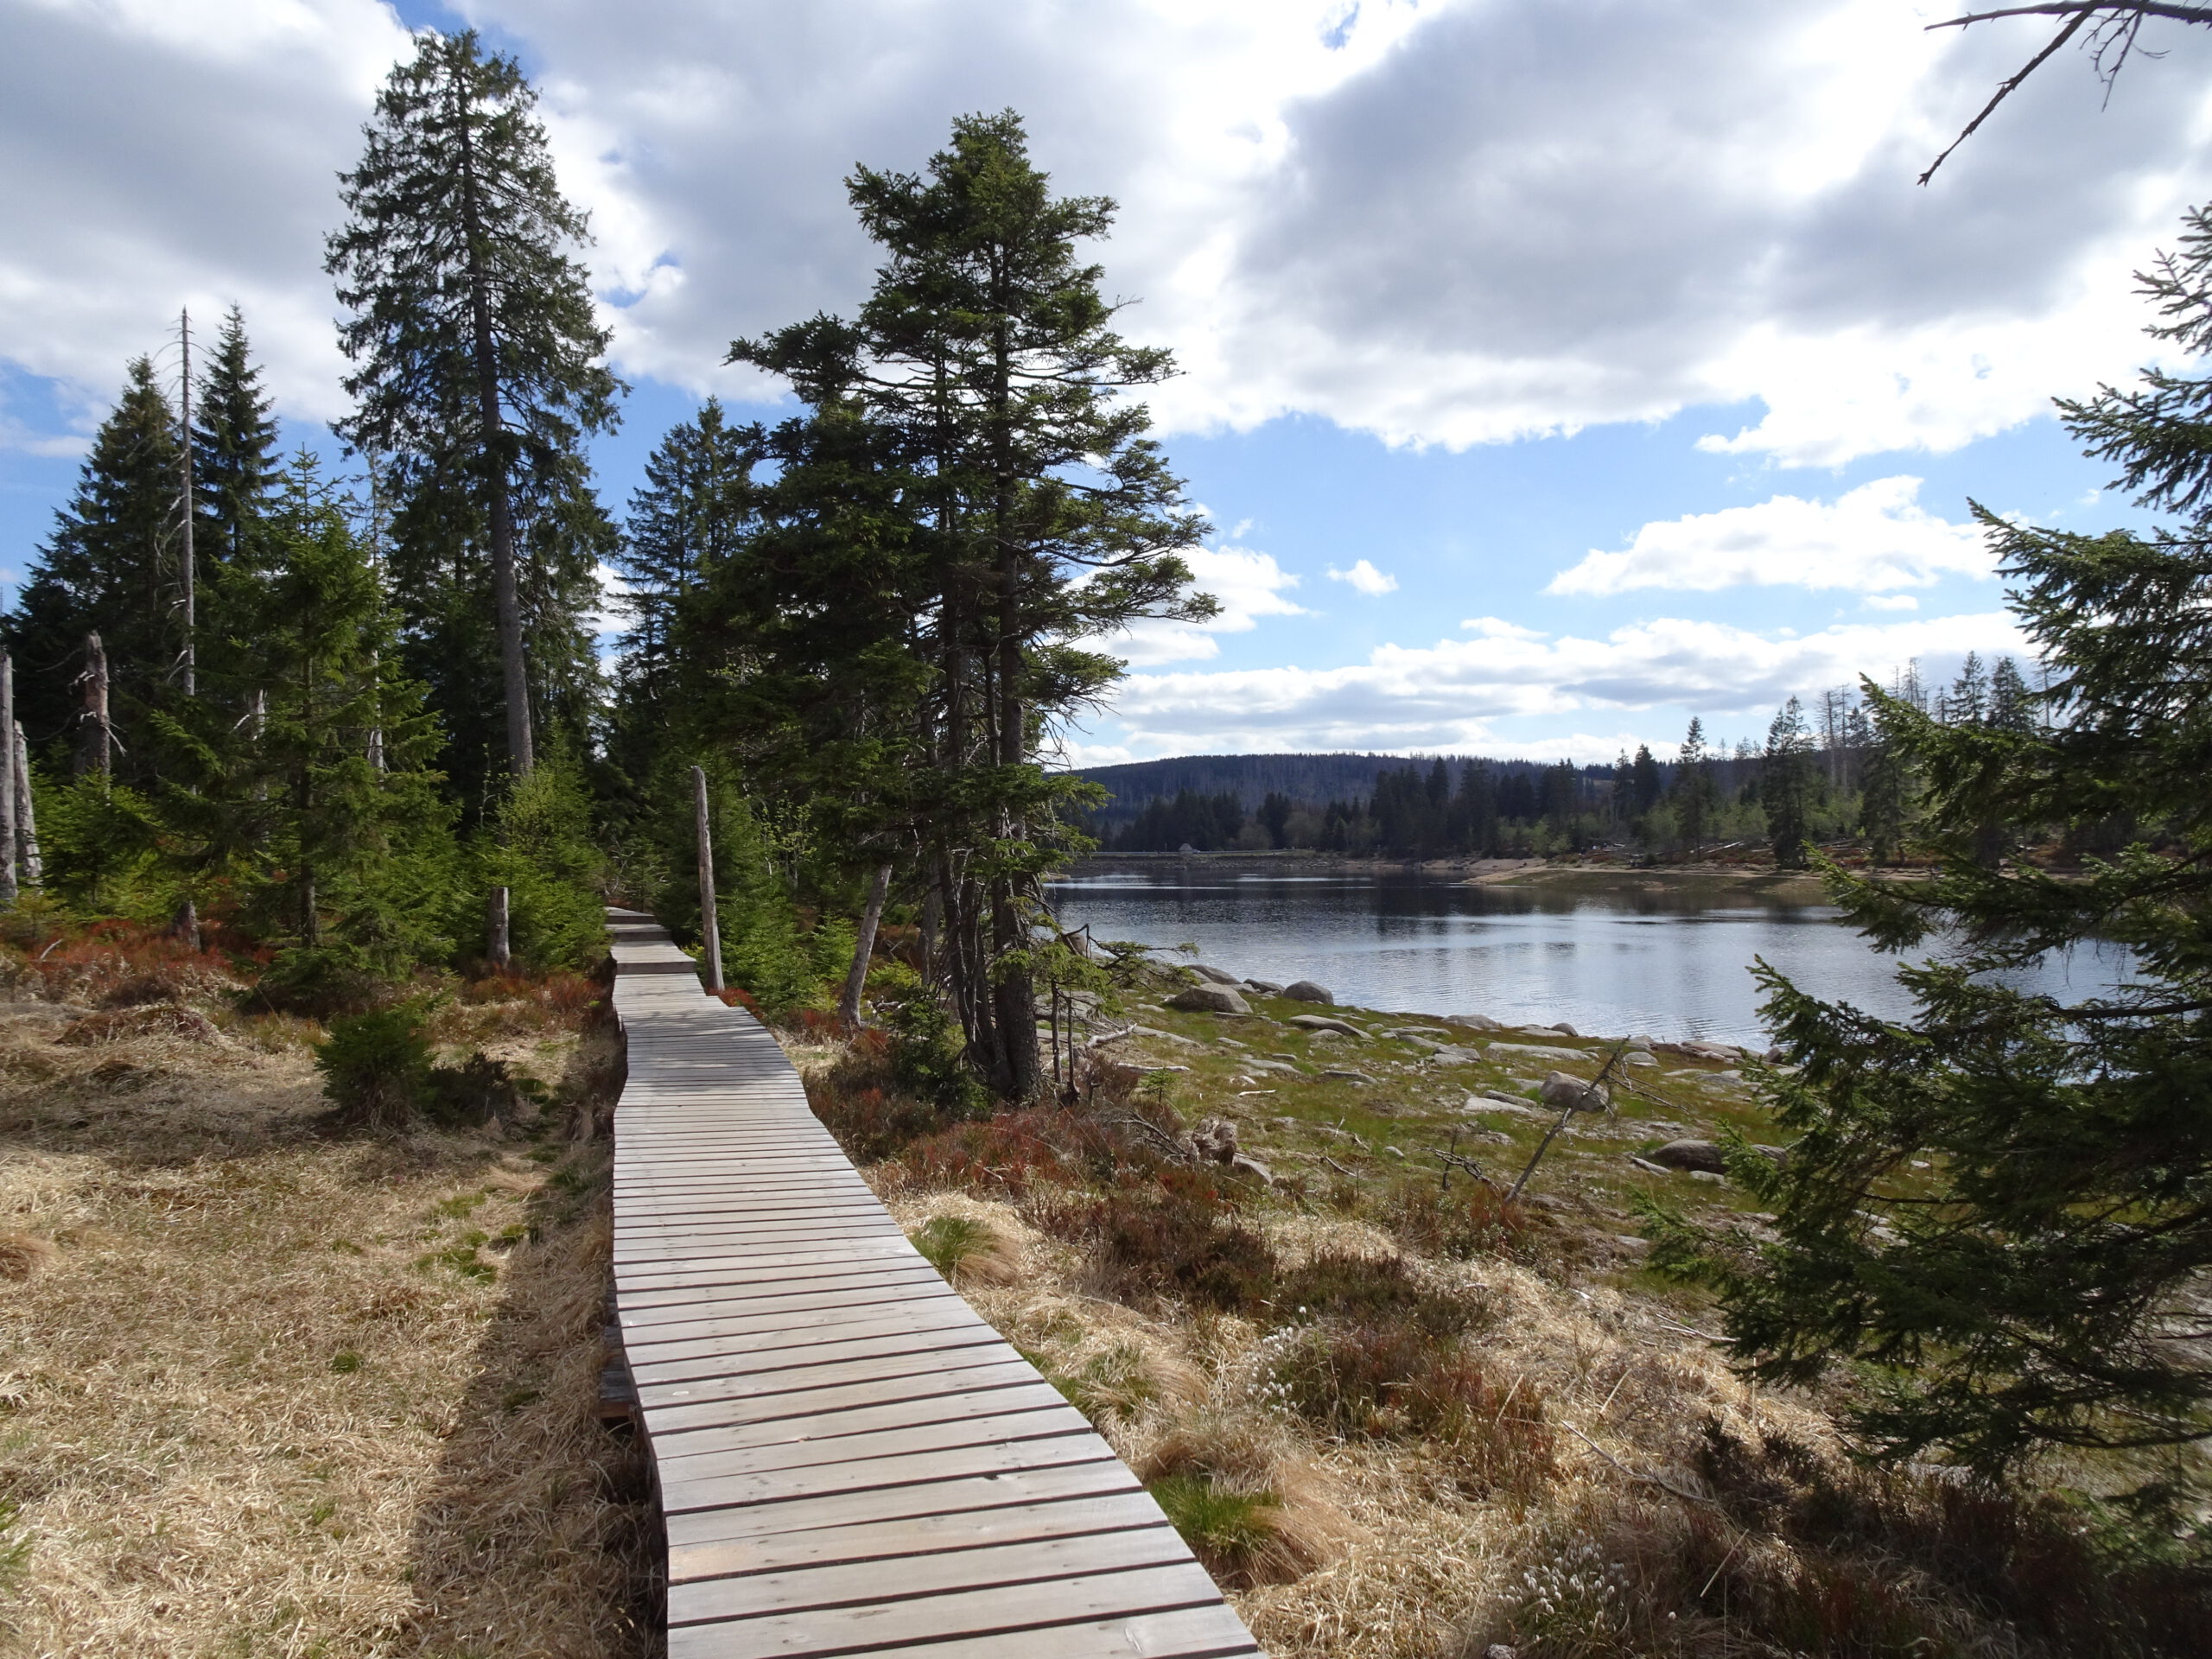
[
  {"x1": 1027, "y1": 1166, "x2": 1276, "y2": 1313},
  {"x1": 1148, "y1": 1476, "x2": 1287, "y2": 1586},
  {"x1": 1269, "y1": 1249, "x2": 1487, "y2": 1337},
  {"x1": 315, "y1": 1006, "x2": 433, "y2": 1129},
  {"x1": 1135, "y1": 1418, "x2": 1344, "y2": 1588},
  {"x1": 1381, "y1": 1176, "x2": 1545, "y2": 1262},
  {"x1": 887, "y1": 1108, "x2": 1119, "y2": 1197},
  {"x1": 1262, "y1": 1319, "x2": 1557, "y2": 1495},
  {"x1": 423, "y1": 1053, "x2": 546, "y2": 1126}
]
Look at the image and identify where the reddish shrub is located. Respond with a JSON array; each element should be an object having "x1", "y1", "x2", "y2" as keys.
[{"x1": 1027, "y1": 1166, "x2": 1277, "y2": 1313}]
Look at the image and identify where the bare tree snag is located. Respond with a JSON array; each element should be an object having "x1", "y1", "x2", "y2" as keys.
[
  {"x1": 487, "y1": 885, "x2": 512, "y2": 969},
  {"x1": 692, "y1": 765, "x2": 723, "y2": 995},
  {"x1": 14, "y1": 723, "x2": 40, "y2": 888},
  {"x1": 838, "y1": 862, "x2": 894, "y2": 1030}
]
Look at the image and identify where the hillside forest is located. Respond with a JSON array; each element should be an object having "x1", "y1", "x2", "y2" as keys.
[{"x1": 1082, "y1": 656, "x2": 2036, "y2": 861}]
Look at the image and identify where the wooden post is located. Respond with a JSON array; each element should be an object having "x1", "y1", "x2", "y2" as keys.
[
  {"x1": 15, "y1": 724, "x2": 40, "y2": 888},
  {"x1": 79, "y1": 632, "x2": 110, "y2": 779},
  {"x1": 837, "y1": 861, "x2": 893, "y2": 1030},
  {"x1": 178, "y1": 307, "x2": 195, "y2": 699},
  {"x1": 693, "y1": 766, "x2": 723, "y2": 995},
  {"x1": 0, "y1": 651, "x2": 16, "y2": 906},
  {"x1": 487, "y1": 886, "x2": 511, "y2": 969}
]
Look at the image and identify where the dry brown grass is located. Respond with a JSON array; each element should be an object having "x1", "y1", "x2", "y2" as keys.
[
  {"x1": 0, "y1": 999, "x2": 656, "y2": 1658},
  {"x1": 828, "y1": 1035, "x2": 2212, "y2": 1659}
]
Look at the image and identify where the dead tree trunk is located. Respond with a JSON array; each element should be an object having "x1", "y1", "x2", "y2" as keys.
[
  {"x1": 837, "y1": 862, "x2": 894, "y2": 1030},
  {"x1": 487, "y1": 886, "x2": 511, "y2": 969},
  {"x1": 13, "y1": 723, "x2": 39, "y2": 888},
  {"x1": 693, "y1": 766, "x2": 723, "y2": 995},
  {"x1": 0, "y1": 651, "x2": 16, "y2": 906},
  {"x1": 78, "y1": 632, "x2": 110, "y2": 779}
]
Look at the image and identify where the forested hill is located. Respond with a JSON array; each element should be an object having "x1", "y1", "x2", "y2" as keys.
[{"x1": 1073, "y1": 753, "x2": 1560, "y2": 819}]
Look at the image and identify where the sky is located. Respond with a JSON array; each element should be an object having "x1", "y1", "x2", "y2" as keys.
[{"x1": 3, "y1": 0, "x2": 2210, "y2": 768}]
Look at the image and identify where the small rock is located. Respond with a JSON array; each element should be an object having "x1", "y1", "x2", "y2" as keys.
[
  {"x1": 1541, "y1": 1070, "x2": 1609, "y2": 1114},
  {"x1": 1465, "y1": 1093, "x2": 1544, "y2": 1118},
  {"x1": 1453, "y1": 1013, "x2": 1506, "y2": 1031},
  {"x1": 1246, "y1": 1058, "x2": 1304, "y2": 1076},
  {"x1": 1421, "y1": 1044, "x2": 1484, "y2": 1065},
  {"x1": 1688, "y1": 1169, "x2": 1726, "y2": 1184},
  {"x1": 1647, "y1": 1138, "x2": 1728, "y2": 1174},
  {"x1": 1166, "y1": 986, "x2": 1251, "y2": 1015},
  {"x1": 1244, "y1": 979, "x2": 1284, "y2": 995},
  {"x1": 1188, "y1": 963, "x2": 1243, "y2": 986},
  {"x1": 1549, "y1": 1021, "x2": 1579, "y2": 1038},
  {"x1": 1319, "y1": 1069, "x2": 1376, "y2": 1084},
  {"x1": 1122, "y1": 1025, "x2": 1206, "y2": 1048},
  {"x1": 1484, "y1": 1040, "x2": 1586, "y2": 1065},
  {"x1": 1629, "y1": 1032, "x2": 1658, "y2": 1049},
  {"x1": 1486, "y1": 1642, "x2": 1521, "y2": 1659},
  {"x1": 1281, "y1": 980, "x2": 1334, "y2": 1004},
  {"x1": 1671, "y1": 1039, "x2": 1745, "y2": 1062},
  {"x1": 1287, "y1": 1014, "x2": 1360, "y2": 1038},
  {"x1": 1625, "y1": 1051, "x2": 1659, "y2": 1066},
  {"x1": 1229, "y1": 1153, "x2": 1274, "y2": 1185}
]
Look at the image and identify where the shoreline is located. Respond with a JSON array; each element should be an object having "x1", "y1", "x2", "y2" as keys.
[{"x1": 1065, "y1": 849, "x2": 1843, "y2": 903}]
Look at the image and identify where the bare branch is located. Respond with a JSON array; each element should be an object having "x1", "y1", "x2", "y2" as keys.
[{"x1": 1921, "y1": 4, "x2": 2212, "y2": 184}]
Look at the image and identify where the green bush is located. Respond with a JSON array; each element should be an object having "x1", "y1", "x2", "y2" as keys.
[
  {"x1": 315, "y1": 1005, "x2": 432, "y2": 1128},
  {"x1": 874, "y1": 964, "x2": 985, "y2": 1116}
]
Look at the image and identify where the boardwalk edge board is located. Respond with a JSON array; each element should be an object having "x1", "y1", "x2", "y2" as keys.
[{"x1": 604, "y1": 907, "x2": 1264, "y2": 1658}]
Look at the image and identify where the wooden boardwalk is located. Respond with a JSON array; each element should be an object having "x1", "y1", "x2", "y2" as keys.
[{"x1": 606, "y1": 909, "x2": 1264, "y2": 1659}]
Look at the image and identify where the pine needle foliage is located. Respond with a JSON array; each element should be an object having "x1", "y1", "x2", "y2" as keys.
[{"x1": 1654, "y1": 210, "x2": 2212, "y2": 1525}]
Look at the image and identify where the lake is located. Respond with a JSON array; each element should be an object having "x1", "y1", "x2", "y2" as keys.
[{"x1": 1043, "y1": 864, "x2": 2121, "y2": 1046}]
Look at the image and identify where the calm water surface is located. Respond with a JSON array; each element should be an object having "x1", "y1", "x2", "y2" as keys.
[{"x1": 1044, "y1": 866, "x2": 2119, "y2": 1046}]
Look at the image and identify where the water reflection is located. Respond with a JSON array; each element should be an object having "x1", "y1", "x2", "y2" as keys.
[{"x1": 1044, "y1": 865, "x2": 2118, "y2": 1045}]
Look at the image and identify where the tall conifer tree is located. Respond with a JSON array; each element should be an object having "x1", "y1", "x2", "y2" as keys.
[
  {"x1": 728, "y1": 112, "x2": 1212, "y2": 1098},
  {"x1": 10, "y1": 358, "x2": 185, "y2": 772},
  {"x1": 192, "y1": 307, "x2": 280, "y2": 570},
  {"x1": 327, "y1": 29, "x2": 622, "y2": 796}
]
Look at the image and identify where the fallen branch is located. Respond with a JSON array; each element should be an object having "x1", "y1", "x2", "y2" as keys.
[
  {"x1": 1560, "y1": 1422, "x2": 1722, "y2": 1508},
  {"x1": 1084, "y1": 1023, "x2": 1137, "y2": 1050},
  {"x1": 1103, "y1": 1115, "x2": 1192, "y2": 1163},
  {"x1": 1319, "y1": 1154, "x2": 1360, "y2": 1179}
]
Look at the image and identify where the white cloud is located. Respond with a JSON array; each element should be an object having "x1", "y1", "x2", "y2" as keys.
[
  {"x1": 1864, "y1": 593, "x2": 1919, "y2": 612},
  {"x1": 1326, "y1": 557, "x2": 1397, "y2": 596},
  {"x1": 1113, "y1": 540, "x2": 1308, "y2": 664},
  {"x1": 8, "y1": 2, "x2": 2212, "y2": 469},
  {"x1": 1548, "y1": 476, "x2": 1993, "y2": 597},
  {"x1": 1090, "y1": 611, "x2": 2024, "y2": 759}
]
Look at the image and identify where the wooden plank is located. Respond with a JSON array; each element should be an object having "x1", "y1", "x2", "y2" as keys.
[
  {"x1": 640, "y1": 1357, "x2": 1040, "y2": 1440},
  {"x1": 663, "y1": 1458, "x2": 1141, "y2": 1552},
  {"x1": 668, "y1": 1524, "x2": 1192, "y2": 1626},
  {"x1": 664, "y1": 1560, "x2": 1228, "y2": 1656},
  {"x1": 655, "y1": 1402, "x2": 1093, "y2": 1484},
  {"x1": 648, "y1": 1378, "x2": 1067, "y2": 1459},
  {"x1": 658, "y1": 1428, "x2": 1110, "y2": 1516},
  {"x1": 666, "y1": 1489, "x2": 1171, "y2": 1583}
]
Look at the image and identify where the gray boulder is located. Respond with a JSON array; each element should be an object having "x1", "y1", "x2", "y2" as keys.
[
  {"x1": 1166, "y1": 985, "x2": 1251, "y2": 1015},
  {"x1": 1484, "y1": 1040, "x2": 1586, "y2": 1065},
  {"x1": 1647, "y1": 1138, "x2": 1728, "y2": 1173},
  {"x1": 1287, "y1": 1013, "x2": 1361, "y2": 1038},
  {"x1": 1549, "y1": 1022, "x2": 1580, "y2": 1038},
  {"x1": 1244, "y1": 979, "x2": 1284, "y2": 995},
  {"x1": 1453, "y1": 1013, "x2": 1506, "y2": 1031},
  {"x1": 1541, "y1": 1070, "x2": 1610, "y2": 1114},
  {"x1": 1188, "y1": 963, "x2": 1243, "y2": 986},
  {"x1": 1281, "y1": 980, "x2": 1334, "y2": 1003}
]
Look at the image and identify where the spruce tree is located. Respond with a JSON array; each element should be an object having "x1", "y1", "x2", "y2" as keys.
[
  {"x1": 1657, "y1": 207, "x2": 2212, "y2": 1511},
  {"x1": 9, "y1": 358, "x2": 184, "y2": 773},
  {"x1": 1673, "y1": 717, "x2": 1713, "y2": 851},
  {"x1": 609, "y1": 398, "x2": 759, "y2": 789},
  {"x1": 728, "y1": 111, "x2": 1211, "y2": 1098},
  {"x1": 192, "y1": 307, "x2": 280, "y2": 570},
  {"x1": 1762, "y1": 696, "x2": 1815, "y2": 868},
  {"x1": 327, "y1": 28, "x2": 622, "y2": 793}
]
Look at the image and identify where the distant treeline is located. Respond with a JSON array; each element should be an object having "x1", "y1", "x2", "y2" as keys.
[{"x1": 1079, "y1": 656, "x2": 2051, "y2": 864}]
